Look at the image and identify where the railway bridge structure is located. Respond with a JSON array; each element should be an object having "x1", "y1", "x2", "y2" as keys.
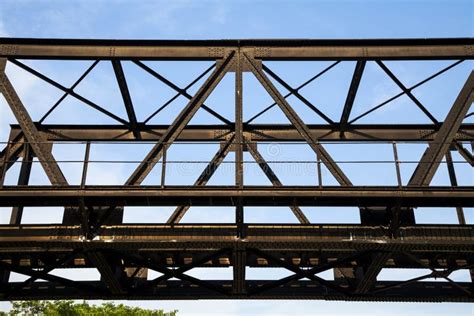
[{"x1": 0, "y1": 38, "x2": 473, "y2": 301}]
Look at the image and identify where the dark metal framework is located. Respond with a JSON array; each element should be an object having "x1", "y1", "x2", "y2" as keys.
[{"x1": 0, "y1": 38, "x2": 473, "y2": 302}]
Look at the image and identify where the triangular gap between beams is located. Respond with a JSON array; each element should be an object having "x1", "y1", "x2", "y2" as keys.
[
  {"x1": 73, "y1": 60, "x2": 128, "y2": 121},
  {"x1": 126, "y1": 60, "x2": 216, "y2": 122},
  {"x1": 350, "y1": 61, "x2": 433, "y2": 124},
  {"x1": 189, "y1": 72, "x2": 234, "y2": 125},
  {"x1": 41, "y1": 60, "x2": 129, "y2": 125},
  {"x1": 246, "y1": 62, "x2": 335, "y2": 124}
]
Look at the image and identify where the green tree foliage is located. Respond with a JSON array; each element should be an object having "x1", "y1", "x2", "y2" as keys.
[{"x1": 0, "y1": 300, "x2": 177, "y2": 316}]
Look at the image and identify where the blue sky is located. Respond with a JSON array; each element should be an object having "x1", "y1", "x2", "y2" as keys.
[{"x1": 0, "y1": 0, "x2": 473, "y2": 315}]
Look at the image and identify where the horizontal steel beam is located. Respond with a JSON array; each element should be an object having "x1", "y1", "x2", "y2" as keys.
[
  {"x1": 2, "y1": 280, "x2": 473, "y2": 302},
  {"x1": 0, "y1": 186, "x2": 472, "y2": 207},
  {"x1": 0, "y1": 224, "x2": 472, "y2": 251},
  {"x1": 8, "y1": 124, "x2": 474, "y2": 142},
  {"x1": 1, "y1": 38, "x2": 472, "y2": 60},
  {"x1": 0, "y1": 246, "x2": 469, "y2": 270}
]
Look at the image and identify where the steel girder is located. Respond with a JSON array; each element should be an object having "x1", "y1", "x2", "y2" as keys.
[
  {"x1": 1, "y1": 38, "x2": 472, "y2": 60},
  {"x1": 0, "y1": 38, "x2": 473, "y2": 302},
  {"x1": 6, "y1": 123, "x2": 474, "y2": 142},
  {"x1": 0, "y1": 185, "x2": 472, "y2": 207}
]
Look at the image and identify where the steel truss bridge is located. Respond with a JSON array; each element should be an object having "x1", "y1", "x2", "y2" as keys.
[{"x1": 0, "y1": 38, "x2": 473, "y2": 302}]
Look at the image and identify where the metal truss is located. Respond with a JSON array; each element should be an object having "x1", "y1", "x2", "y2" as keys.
[{"x1": 0, "y1": 38, "x2": 473, "y2": 302}]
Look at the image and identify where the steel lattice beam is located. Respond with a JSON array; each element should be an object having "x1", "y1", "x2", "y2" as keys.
[{"x1": 0, "y1": 38, "x2": 473, "y2": 302}]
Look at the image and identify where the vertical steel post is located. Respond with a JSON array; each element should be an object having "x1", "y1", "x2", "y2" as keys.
[
  {"x1": 234, "y1": 49, "x2": 246, "y2": 294},
  {"x1": 9, "y1": 143, "x2": 33, "y2": 225},
  {"x1": 235, "y1": 50, "x2": 244, "y2": 238},
  {"x1": 161, "y1": 144, "x2": 167, "y2": 188},
  {"x1": 81, "y1": 142, "x2": 91, "y2": 189},
  {"x1": 78, "y1": 141, "x2": 91, "y2": 238},
  {"x1": 0, "y1": 141, "x2": 10, "y2": 188},
  {"x1": 446, "y1": 151, "x2": 466, "y2": 225},
  {"x1": 317, "y1": 152, "x2": 322, "y2": 188},
  {"x1": 392, "y1": 142, "x2": 402, "y2": 188}
]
